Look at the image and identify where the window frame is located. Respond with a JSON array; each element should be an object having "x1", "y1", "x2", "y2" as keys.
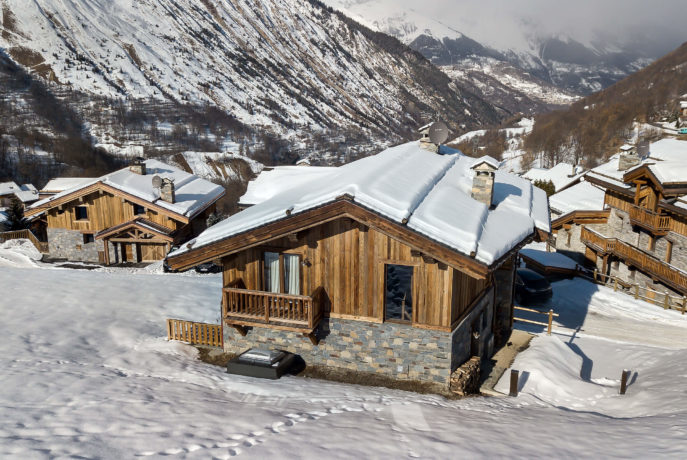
[
  {"x1": 261, "y1": 248, "x2": 304, "y2": 295},
  {"x1": 383, "y1": 262, "x2": 416, "y2": 324},
  {"x1": 74, "y1": 205, "x2": 89, "y2": 221},
  {"x1": 132, "y1": 203, "x2": 146, "y2": 216},
  {"x1": 83, "y1": 233, "x2": 95, "y2": 244}
]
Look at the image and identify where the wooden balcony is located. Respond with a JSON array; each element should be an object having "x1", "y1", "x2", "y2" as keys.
[
  {"x1": 581, "y1": 227, "x2": 687, "y2": 295},
  {"x1": 629, "y1": 205, "x2": 670, "y2": 235},
  {"x1": 222, "y1": 279, "x2": 325, "y2": 338}
]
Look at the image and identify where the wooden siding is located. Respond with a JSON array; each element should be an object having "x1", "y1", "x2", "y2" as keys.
[
  {"x1": 46, "y1": 190, "x2": 182, "y2": 233},
  {"x1": 221, "y1": 217, "x2": 487, "y2": 330},
  {"x1": 604, "y1": 190, "x2": 633, "y2": 213},
  {"x1": 669, "y1": 213, "x2": 687, "y2": 238}
]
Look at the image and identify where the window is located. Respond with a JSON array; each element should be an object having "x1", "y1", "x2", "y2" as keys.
[
  {"x1": 263, "y1": 251, "x2": 301, "y2": 295},
  {"x1": 384, "y1": 264, "x2": 413, "y2": 323},
  {"x1": 133, "y1": 203, "x2": 146, "y2": 216},
  {"x1": 75, "y1": 206, "x2": 88, "y2": 220},
  {"x1": 83, "y1": 233, "x2": 95, "y2": 244}
]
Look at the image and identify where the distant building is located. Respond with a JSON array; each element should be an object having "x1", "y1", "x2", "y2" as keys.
[
  {"x1": 551, "y1": 139, "x2": 687, "y2": 297},
  {"x1": 0, "y1": 182, "x2": 39, "y2": 209},
  {"x1": 523, "y1": 163, "x2": 586, "y2": 193},
  {"x1": 39, "y1": 178, "x2": 96, "y2": 200},
  {"x1": 26, "y1": 160, "x2": 224, "y2": 264}
]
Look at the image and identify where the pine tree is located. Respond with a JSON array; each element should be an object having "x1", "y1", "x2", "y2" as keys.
[
  {"x1": 5, "y1": 197, "x2": 28, "y2": 231},
  {"x1": 533, "y1": 179, "x2": 556, "y2": 197}
]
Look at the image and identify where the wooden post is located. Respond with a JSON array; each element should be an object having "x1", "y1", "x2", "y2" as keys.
[
  {"x1": 682, "y1": 297, "x2": 686, "y2": 315},
  {"x1": 509, "y1": 370, "x2": 519, "y2": 397},
  {"x1": 547, "y1": 310, "x2": 554, "y2": 336},
  {"x1": 614, "y1": 277, "x2": 618, "y2": 292},
  {"x1": 664, "y1": 293, "x2": 670, "y2": 310},
  {"x1": 593, "y1": 269, "x2": 598, "y2": 282},
  {"x1": 619, "y1": 369, "x2": 630, "y2": 395},
  {"x1": 634, "y1": 285, "x2": 639, "y2": 299}
]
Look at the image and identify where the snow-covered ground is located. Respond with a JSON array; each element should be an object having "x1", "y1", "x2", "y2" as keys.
[{"x1": 1, "y1": 241, "x2": 686, "y2": 458}]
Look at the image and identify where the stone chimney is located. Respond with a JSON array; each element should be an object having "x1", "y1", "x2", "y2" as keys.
[
  {"x1": 418, "y1": 123, "x2": 437, "y2": 152},
  {"x1": 471, "y1": 157, "x2": 499, "y2": 207},
  {"x1": 160, "y1": 178, "x2": 175, "y2": 204},
  {"x1": 129, "y1": 157, "x2": 146, "y2": 175},
  {"x1": 618, "y1": 144, "x2": 640, "y2": 171}
]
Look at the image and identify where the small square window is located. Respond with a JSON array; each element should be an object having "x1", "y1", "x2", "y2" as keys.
[
  {"x1": 83, "y1": 234, "x2": 95, "y2": 244},
  {"x1": 133, "y1": 203, "x2": 146, "y2": 216},
  {"x1": 75, "y1": 206, "x2": 88, "y2": 220}
]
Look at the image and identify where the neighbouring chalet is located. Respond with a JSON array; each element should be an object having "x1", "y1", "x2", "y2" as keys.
[
  {"x1": 523, "y1": 163, "x2": 586, "y2": 193},
  {"x1": 0, "y1": 181, "x2": 39, "y2": 209},
  {"x1": 166, "y1": 141, "x2": 550, "y2": 389},
  {"x1": 39, "y1": 178, "x2": 96, "y2": 200},
  {"x1": 25, "y1": 159, "x2": 224, "y2": 264},
  {"x1": 551, "y1": 138, "x2": 687, "y2": 297}
]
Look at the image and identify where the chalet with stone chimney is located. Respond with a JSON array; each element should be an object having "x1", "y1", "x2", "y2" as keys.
[
  {"x1": 25, "y1": 159, "x2": 224, "y2": 264},
  {"x1": 551, "y1": 138, "x2": 687, "y2": 297},
  {"x1": 165, "y1": 140, "x2": 550, "y2": 391}
]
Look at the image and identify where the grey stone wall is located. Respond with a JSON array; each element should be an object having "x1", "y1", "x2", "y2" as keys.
[
  {"x1": 223, "y1": 288, "x2": 496, "y2": 388},
  {"x1": 47, "y1": 228, "x2": 102, "y2": 262},
  {"x1": 554, "y1": 224, "x2": 590, "y2": 265}
]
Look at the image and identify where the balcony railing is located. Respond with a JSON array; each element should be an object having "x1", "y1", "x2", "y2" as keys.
[
  {"x1": 222, "y1": 279, "x2": 325, "y2": 333},
  {"x1": 629, "y1": 205, "x2": 671, "y2": 235},
  {"x1": 581, "y1": 227, "x2": 687, "y2": 294}
]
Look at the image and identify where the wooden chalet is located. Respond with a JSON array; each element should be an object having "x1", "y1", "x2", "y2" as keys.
[
  {"x1": 25, "y1": 159, "x2": 224, "y2": 264},
  {"x1": 551, "y1": 139, "x2": 687, "y2": 296},
  {"x1": 167, "y1": 141, "x2": 550, "y2": 389},
  {"x1": 0, "y1": 182, "x2": 39, "y2": 209}
]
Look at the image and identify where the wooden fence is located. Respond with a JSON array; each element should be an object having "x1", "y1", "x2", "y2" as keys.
[
  {"x1": 0, "y1": 229, "x2": 49, "y2": 253},
  {"x1": 166, "y1": 319, "x2": 223, "y2": 347},
  {"x1": 590, "y1": 270, "x2": 686, "y2": 315},
  {"x1": 513, "y1": 306, "x2": 559, "y2": 335}
]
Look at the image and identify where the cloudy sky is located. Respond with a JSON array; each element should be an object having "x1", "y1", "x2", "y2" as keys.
[{"x1": 328, "y1": 0, "x2": 687, "y2": 54}]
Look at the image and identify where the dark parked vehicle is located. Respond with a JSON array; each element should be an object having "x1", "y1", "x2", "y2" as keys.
[
  {"x1": 194, "y1": 261, "x2": 222, "y2": 274},
  {"x1": 514, "y1": 268, "x2": 553, "y2": 305}
]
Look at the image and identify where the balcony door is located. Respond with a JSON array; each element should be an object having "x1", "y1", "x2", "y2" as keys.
[{"x1": 264, "y1": 251, "x2": 301, "y2": 295}]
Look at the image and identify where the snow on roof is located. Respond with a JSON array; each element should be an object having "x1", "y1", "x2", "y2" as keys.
[
  {"x1": 0, "y1": 181, "x2": 39, "y2": 203},
  {"x1": 619, "y1": 144, "x2": 635, "y2": 151},
  {"x1": 173, "y1": 141, "x2": 550, "y2": 265},
  {"x1": 681, "y1": 101, "x2": 687, "y2": 108},
  {"x1": 523, "y1": 163, "x2": 585, "y2": 192},
  {"x1": 30, "y1": 160, "x2": 224, "y2": 218},
  {"x1": 471, "y1": 156, "x2": 500, "y2": 170},
  {"x1": 647, "y1": 138, "x2": 687, "y2": 162},
  {"x1": 42, "y1": 178, "x2": 96, "y2": 193},
  {"x1": 549, "y1": 181, "x2": 606, "y2": 215},
  {"x1": 239, "y1": 166, "x2": 338, "y2": 206}
]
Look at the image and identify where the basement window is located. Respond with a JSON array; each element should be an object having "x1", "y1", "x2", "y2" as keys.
[
  {"x1": 83, "y1": 234, "x2": 95, "y2": 244},
  {"x1": 75, "y1": 206, "x2": 88, "y2": 221}
]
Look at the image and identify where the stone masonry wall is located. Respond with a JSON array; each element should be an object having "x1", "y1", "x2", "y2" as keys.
[
  {"x1": 223, "y1": 288, "x2": 497, "y2": 389},
  {"x1": 47, "y1": 228, "x2": 102, "y2": 262}
]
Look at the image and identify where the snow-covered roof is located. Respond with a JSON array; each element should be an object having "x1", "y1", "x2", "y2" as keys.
[
  {"x1": 239, "y1": 166, "x2": 338, "y2": 206},
  {"x1": 0, "y1": 181, "x2": 39, "y2": 203},
  {"x1": 619, "y1": 144, "x2": 635, "y2": 151},
  {"x1": 471, "y1": 156, "x2": 500, "y2": 170},
  {"x1": 681, "y1": 101, "x2": 687, "y2": 109},
  {"x1": 549, "y1": 181, "x2": 607, "y2": 215},
  {"x1": 41, "y1": 178, "x2": 96, "y2": 193},
  {"x1": 30, "y1": 160, "x2": 224, "y2": 218},
  {"x1": 172, "y1": 141, "x2": 550, "y2": 265},
  {"x1": 523, "y1": 163, "x2": 585, "y2": 192}
]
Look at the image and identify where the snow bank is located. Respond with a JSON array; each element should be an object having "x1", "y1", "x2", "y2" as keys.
[{"x1": 0, "y1": 239, "x2": 43, "y2": 268}]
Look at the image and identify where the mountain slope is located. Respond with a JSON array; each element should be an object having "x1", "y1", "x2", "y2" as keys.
[
  {"x1": 524, "y1": 42, "x2": 687, "y2": 168},
  {"x1": 0, "y1": 0, "x2": 499, "y2": 140},
  {"x1": 323, "y1": 0, "x2": 668, "y2": 103}
]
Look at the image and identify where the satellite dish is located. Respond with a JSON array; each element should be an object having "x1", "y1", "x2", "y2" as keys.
[
  {"x1": 152, "y1": 175, "x2": 163, "y2": 189},
  {"x1": 429, "y1": 121, "x2": 449, "y2": 145}
]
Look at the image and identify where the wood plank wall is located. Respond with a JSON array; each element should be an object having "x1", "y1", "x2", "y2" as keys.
[
  {"x1": 46, "y1": 190, "x2": 182, "y2": 233},
  {"x1": 605, "y1": 191, "x2": 633, "y2": 213},
  {"x1": 221, "y1": 217, "x2": 488, "y2": 329}
]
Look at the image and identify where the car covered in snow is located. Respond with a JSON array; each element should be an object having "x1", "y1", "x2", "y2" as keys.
[{"x1": 514, "y1": 268, "x2": 553, "y2": 305}]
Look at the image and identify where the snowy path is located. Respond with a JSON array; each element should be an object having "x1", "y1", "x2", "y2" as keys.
[{"x1": 1, "y1": 246, "x2": 687, "y2": 457}]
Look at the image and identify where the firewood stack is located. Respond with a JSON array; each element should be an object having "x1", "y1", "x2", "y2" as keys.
[{"x1": 450, "y1": 356, "x2": 481, "y2": 396}]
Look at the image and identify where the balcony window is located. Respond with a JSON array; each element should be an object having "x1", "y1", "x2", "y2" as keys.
[{"x1": 264, "y1": 251, "x2": 301, "y2": 295}]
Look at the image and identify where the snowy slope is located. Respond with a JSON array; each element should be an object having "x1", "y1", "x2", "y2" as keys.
[
  {"x1": 1, "y1": 246, "x2": 687, "y2": 457},
  {"x1": 0, "y1": 0, "x2": 496, "y2": 136}
]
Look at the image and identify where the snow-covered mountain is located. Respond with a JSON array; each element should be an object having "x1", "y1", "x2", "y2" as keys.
[
  {"x1": 324, "y1": 0, "x2": 664, "y2": 105},
  {"x1": 0, "y1": 0, "x2": 498, "y2": 139}
]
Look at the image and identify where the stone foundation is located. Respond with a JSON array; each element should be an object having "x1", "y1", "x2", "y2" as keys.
[
  {"x1": 47, "y1": 228, "x2": 103, "y2": 262},
  {"x1": 223, "y1": 288, "x2": 497, "y2": 388}
]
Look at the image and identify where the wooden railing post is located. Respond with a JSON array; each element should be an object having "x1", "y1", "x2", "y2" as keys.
[
  {"x1": 614, "y1": 277, "x2": 619, "y2": 291},
  {"x1": 620, "y1": 369, "x2": 630, "y2": 395},
  {"x1": 634, "y1": 285, "x2": 639, "y2": 299},
  {"x1": 664, "y1": 293, "x2": 670, "y2": 310},
  {"x1": 509, "y1": 370, "x2": 519, "y2": 397},
  {"x1": 547, "y1": 310, "x2": 553, "y2": 336}
]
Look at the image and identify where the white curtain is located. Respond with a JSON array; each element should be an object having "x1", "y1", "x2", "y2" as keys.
[
  {"x1": 284, "y1": 254, "x2": 300, "y2": 295},
  {"x1": 264, "y1": 252, "x2": 280, "y2": 293}
]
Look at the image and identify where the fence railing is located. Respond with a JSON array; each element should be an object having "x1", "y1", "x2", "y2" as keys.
[
  {"x1": 0, "y1": 229, "x2": 49, "y2": 253},
  {"x1": 581, "y1": 227, "x2": 687, "y2": 295},
  {"x1": 166, "y1": 319, "x2": 223, "y2": 347},
  {"x1": 223, "y1": 285, "x2": 324, "y2": 332},
  {"x1": 513, "y1": 306, "x2": 559, "y2": 335},
  {"x1": 629, "y1": 205, "x2": 671, "y2": 234},
  {"x1": 590, "y1": 270, "x2": 686, "y2": 315}
]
